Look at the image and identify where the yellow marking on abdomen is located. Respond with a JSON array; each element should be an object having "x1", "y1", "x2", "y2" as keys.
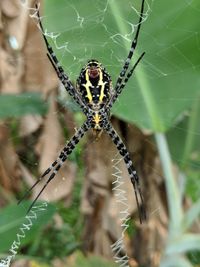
[
  {"x1": 98, "y1": 70, "x2": 106, "y2": 102},
  {"x1": 83, "y1": 70, "x2": 93, "y2": 103}
]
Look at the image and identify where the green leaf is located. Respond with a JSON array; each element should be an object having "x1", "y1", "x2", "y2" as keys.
[
  {"x1": 166, "y1": 234, "x2": 200, "y2": 254},
  {"x1": 0, "y1": 202, "x2": 56, "y2": 253},
  {"x1": 0, "y1": 93, "x2": 47, "y2": 119},
  {"x1": 161, "y1": 255, "x2": 193, "y2": 267},
  {"x1": 167, "y1": 95, "x2": 200, "y2": 168},
  {"x1": 43, "y1": 0, "x2": 199, "y2": 132}
]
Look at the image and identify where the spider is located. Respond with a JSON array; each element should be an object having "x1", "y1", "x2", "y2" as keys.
[{"x1": 19, "y1": 0, "x2": 146, "y2": 223}]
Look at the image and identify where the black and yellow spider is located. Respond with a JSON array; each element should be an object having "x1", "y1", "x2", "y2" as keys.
[{"x1": 20, "y1": 0, "x2": 146, "y2": 223}]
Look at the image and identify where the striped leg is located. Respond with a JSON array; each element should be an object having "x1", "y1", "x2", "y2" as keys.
[
  {"x1": 107, "y1": 52, "x2": 145, "y2": 110},
  {"x1": 35, "y1": 4, "x2": 87, "y2": 114},
  {"x1": 19, "y1": 121, "x2": 90, "y2": 212},
  {"x1": 105, "y1": 123, "x2": 146, "y2": 223},
  {"x1": 114, "y1": 0, "x2": 145, "y2": 91}
]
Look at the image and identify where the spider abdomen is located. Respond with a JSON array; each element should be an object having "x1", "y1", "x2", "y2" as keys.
[{"x1": 77, "y1": 59, "x2": 112, "y2": 110}]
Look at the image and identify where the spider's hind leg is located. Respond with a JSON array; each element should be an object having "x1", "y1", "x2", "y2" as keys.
[
  {"x1": 105, "y1": 122, "x2": 146, "y2": 223},
  {"x1": 18, "y1": 121, "x2": 90, "y2": 212}
]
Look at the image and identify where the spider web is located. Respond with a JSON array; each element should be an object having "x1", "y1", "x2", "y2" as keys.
[
  {"x1": 20, "y1": 0, "x2": 200, "y2": 130},
  {"x1": 39, "y1": 0, "x2": 200, "y2": 129},
  {"x1": 4, "y1": 0, "x2": 200, "y2": 266},
  {"x1": 40, "y1": 1, "x2": 200, "y2": 192}
]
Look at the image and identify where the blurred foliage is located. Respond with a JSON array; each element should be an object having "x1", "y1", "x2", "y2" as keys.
[
  {"x1": 68, "y1": 251, "x2": 118, "y2": 267},
  {"x1": 56, "y1": 177, "x2": 84, "y2": 240},
  {"x1": 167, "y1": 96, "x2": 200, "y2": 202},
  {"x1": 0, "y1": 93, "x2": 47, "y2": 119},
  {"x1": 0, "y1": 202, "x2": 55, "y2": 252},
  {"x1": 26, "y1": 251, "x2": 118, "y2": 267},
  {"x1": 27, "y1": 222, "x2": 80, "y2": 260}
]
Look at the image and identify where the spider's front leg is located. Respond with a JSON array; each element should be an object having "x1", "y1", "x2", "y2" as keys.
[
  {"x1": 18, "y1": 121, "x2": 90, "y2": 212},
  {"x1": 107, "y1": 0, "x2": 146, "y2": 111},
  {"x1": 104, "y1": 122, "x2": 146, "y2": 223},
  {"x1": 113, "y1": 0, "x2": 145, "y2": 88},
  {"x1": 35, "y1": 4, "x2": 88, "y2": 115},
  {"x1": 107, "y1": 52, "x2": 145, "y2": 110}
]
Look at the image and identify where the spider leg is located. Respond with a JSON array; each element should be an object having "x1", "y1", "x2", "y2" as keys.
[
  {"x1": 35, "y1": 4, "x2": 88, "y2": 114},
  {"x1": 104, "y1": 122, "x2": 146, "y2": 223},
  {"x1": 108, "y1": 52, "x2": 145, "y2": 109},
  {"x1": 114, "y1": 0, "x2": 145, "y2": 90},
  {"x1": 18, "y1": 121, "x2": 90, "y2": 212}
]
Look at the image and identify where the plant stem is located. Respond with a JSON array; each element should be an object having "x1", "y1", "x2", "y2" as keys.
[
  {"x1": 182, "y1": 95, "x2": 200, "y2": 167},
  {"x1": 155, "y1": 133, "x2": 182, "y2": 235}
]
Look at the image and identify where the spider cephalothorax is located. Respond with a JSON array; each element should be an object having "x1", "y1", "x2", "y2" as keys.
[{"x1": 19, "y1": 0, "x2": 147, "y2": 224}]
